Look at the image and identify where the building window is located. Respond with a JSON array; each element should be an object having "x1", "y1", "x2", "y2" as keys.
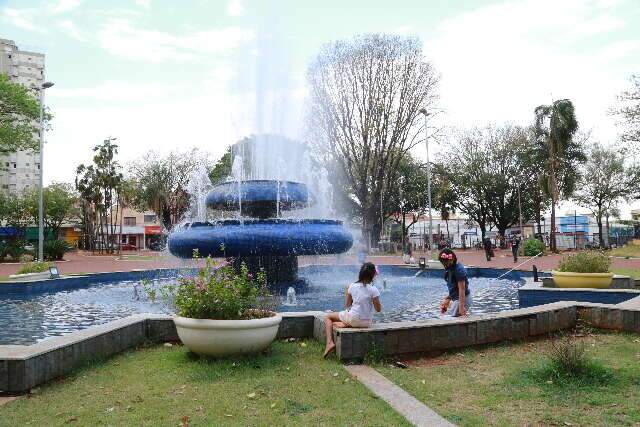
[
  {"x1": 4, "y1": 162, "x2": 8, "y2": 167},
  {"x1": 25, "y1": 163, "x2": 29, "y2": 166},
  {"x1": 124, "y1": 217, "x2": 136, "y2": 226},
  {"x1": 1, "y1": 185, "x2": 7, "y2": 189},
  {"x1": 144, "y1": 214, "x2": 157, "y2": 223},
  {"x1": 36, "y1": 163, "x2": 40, "y2": 170},
  {"x1": 11, "y1": 162, "x2": 16, "y2": 168}
]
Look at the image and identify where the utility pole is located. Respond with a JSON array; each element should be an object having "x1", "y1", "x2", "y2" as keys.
[
  {"x1": 37, "y1": 81, "x2": 54, "y2": 262},
  {"x1": 419, "y1": 109, "x2": 432, "y2": 260}
]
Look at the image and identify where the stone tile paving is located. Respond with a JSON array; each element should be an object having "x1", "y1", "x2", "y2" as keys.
[
  {"x1": 1, "y1": 248, "x2": 639, "y2": 278},
  {"x1": 345, "y1": 364, "x2": 456, "y2": 427}
]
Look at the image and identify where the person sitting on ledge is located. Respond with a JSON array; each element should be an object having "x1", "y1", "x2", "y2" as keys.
[
  {"x1": 323, "y1": 262, "x2": 382, "y2": 358},
  {"x1": 439, "y1": 248, "x2": 472, "y2": 317}
]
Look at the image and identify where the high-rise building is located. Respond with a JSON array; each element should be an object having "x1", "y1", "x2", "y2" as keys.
[{"x1": 0, "y1": 38, "x2": 45, "y2": 195}]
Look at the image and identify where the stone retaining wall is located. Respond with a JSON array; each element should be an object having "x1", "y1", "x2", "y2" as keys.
[
  {"x1": 332, "y1": 303, "x2": 577, "y2": 361},
  {"x1": 2, "y1": 301, "x2": 640, "y2": 394}
]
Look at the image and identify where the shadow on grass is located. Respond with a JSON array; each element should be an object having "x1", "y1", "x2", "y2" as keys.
[{"x1": 169, "y1": 341, "x2": 303, "y2": 383}]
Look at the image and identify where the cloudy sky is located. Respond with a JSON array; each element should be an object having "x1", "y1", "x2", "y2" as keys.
[{"x1": 1, "y1": 0, "x2": 639, "y2": 213}]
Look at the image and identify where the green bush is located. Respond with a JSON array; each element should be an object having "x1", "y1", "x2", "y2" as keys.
[
  {"x1": 557, "y1": 251, "x2": 611, "y2": 273},
  {"x1": 44, "y1": 239, "x2": 72, "y2": 261},
  {"x1": 0, "y1": 240, "x2": 28, "y2": 261},
  {"x1": 523, "y1": 238, "x2": 545, "y2": 257},
  {"x1": 17, "y1": 261, "x2": 52, "y2": 275},
  {"x1": 147, "y1": 259, "x2": 276, "y2": 320}
]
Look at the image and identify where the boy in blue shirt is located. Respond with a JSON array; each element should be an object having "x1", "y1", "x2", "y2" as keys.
[{"x1": 438, "y1": 248, "x2": 472, "y2": 317}]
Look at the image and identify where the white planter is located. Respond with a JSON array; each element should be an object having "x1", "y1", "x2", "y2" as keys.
[{"x1": 174, "y1": 313, "x2": 282, "y2": 357}]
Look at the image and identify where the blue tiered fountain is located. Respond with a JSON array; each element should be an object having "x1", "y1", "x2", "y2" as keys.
[{"x1": 168, "y1": 179, "x2": 353, "y2": 282}]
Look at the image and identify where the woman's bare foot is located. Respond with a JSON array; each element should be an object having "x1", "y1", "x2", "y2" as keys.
[{"x1": 323, "y1": 343, "x2": 336, "y2": 359}]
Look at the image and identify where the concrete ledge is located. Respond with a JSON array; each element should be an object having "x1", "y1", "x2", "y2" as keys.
[
  {"x1": 2, "y1": 301, "x2": 639, "y2": 394},
  {"x1": 0, "y1": 311, "x2": 319, "y2": 394},
  {"x1": 335, "y1": 302, "x2": 578, "y2": 361},
  {"x1": 519, "y1": 281, "x2": 640, "y2": 308}
]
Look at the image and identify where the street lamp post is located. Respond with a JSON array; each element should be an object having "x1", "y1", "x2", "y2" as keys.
[
  {"x1": 419, "y1": 108, "x2": 432, "y2": 261},
  {"x1": 37, "y1": 81, "x2": 54, "y2": 262}
]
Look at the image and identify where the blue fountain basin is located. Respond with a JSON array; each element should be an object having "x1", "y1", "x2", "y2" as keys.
[
  {"x1": 206, "y1": 180, "x2": 310, "y2": 218},
  {"x1": 168, "y1": 219, "x2": 353, "y2": 258}
]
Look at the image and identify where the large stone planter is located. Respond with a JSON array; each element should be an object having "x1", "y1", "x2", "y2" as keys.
[
  {"x1": 551, "y1": 271, "x2": 614, "y2": 289},
  {"x1": 174, "y1": 313, "x2": 282, "y2": 357}
]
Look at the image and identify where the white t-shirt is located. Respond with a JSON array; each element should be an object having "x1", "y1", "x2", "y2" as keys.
[{"x1": 347, "y1": 282, "x2": 381, "y2": 321}]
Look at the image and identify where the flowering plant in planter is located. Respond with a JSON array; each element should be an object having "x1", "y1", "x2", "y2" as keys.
[
  {"x1": 149, "y1": 258, "x2": 276, "y2": 320},
  {"x1": 146, "y1": 258, "x2": 281, "y2": 357},
  {"x1": 552, "y1": 251, "x2": 613, "y2": 289}
]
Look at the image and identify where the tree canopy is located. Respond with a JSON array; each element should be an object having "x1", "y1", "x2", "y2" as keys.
[
  {"x1": 0, "y1": 74, "x2": 48, "y2": 155},
  {"x1": 307, "y1": 33, "x2": 439, "y2": 247},
  {"x1": 573, "y1": 143, "x2": 640, "y2": 247}
]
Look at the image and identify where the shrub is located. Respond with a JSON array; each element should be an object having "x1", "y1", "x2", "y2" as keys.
[
  {"x1": 17, "y1": 261, "x2": 52, "y2": 275},
  {"x1": 147, "y1": 259, "x2": 276, "y2": 320},
  {"x1": 523, "y1": 238, "x2": 544, "y2": 257},
  {"x1": 0, "y1": 240, "x2": 29, "y2": 261},
  {"x1": 44, "y1": 239, "x2": 72, "y2": 261},
  {"x1": 557, "y1": 251, "x2": 611, "y2": 273},
  {"x1": 19, "y1": 253, "x2": 34, "y2": 263},
  {"x1": 519, "y1": 333, "x2": 615, "y2": 387}
]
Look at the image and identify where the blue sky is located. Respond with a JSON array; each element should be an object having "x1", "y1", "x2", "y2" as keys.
[{"x1": 1, "y1": 0, "x2": 639, "y2": 213}]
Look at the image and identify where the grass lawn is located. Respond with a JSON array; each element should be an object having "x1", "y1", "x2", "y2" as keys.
[
  {"x1": 612, "y1": 267, "x2": 640, "y2": 279},
  {"x1": 609, "y1": 244, "x2": 640, "y2": 258},
  {"x1": 0, "y1": 340, "x2": 408, "y2": 427},
  {"x1": 377, "y1": 331, "x2": 640, "y2": 426}
]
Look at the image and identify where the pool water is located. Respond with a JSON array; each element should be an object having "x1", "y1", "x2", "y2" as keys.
[{"x1": 0, "y1": 266, "x2": 523, "y2": 345}]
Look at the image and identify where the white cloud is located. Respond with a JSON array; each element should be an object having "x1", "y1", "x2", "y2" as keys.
[
  {"x1": 425, "y1": 0, "x2": 635, "y2": 135},
  {"x1": 1, "y1": 8, "x2": 39, "y2": 31},
  {"x1": 227, "y1": 0, "x2": 244, "y2": 16},
  {"x1": 98, "y1": 19, "x2": 254, "y2": 62},
  {"x1": 49, "y1": 80, "x2": 182, "y2": 101},
  {"x1": 53, "y1": 0, "x2": 82, "y2": 14},
  {"x1": 134, "y1": 0, "x2": 152, "y2": 8},
  {"x1": 58, "y1": 19, "x2": 84, "y2": 40}
]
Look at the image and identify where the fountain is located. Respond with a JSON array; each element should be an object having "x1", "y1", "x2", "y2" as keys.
[{"x1": 168, "y1": 178, "x2": 353, "y2": 282}]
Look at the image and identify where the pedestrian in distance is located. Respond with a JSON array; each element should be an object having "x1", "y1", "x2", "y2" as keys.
[
  {"x1": 483, "y1": 237, "x2": 493, "y2": 262},
  {"x1": 511, "y1": 235, "x2": 521, "y2": 263}
]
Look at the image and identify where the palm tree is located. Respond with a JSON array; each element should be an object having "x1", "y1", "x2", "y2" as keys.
[{"x1": 534, "y1": 99, "x2": 579, "y2": 252}]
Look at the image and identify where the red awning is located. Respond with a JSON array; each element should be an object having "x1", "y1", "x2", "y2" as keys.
[{"x1": 144, "y1": 226, "x2": 162, "y2": 235}]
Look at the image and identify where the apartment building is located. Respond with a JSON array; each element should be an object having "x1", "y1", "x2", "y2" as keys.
[{"x1": 0, "y1": 38, "x2": 44, "y2": 194}]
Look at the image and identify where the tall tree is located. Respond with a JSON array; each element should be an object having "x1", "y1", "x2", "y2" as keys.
[
  {"x1": 23, "y1": 183, "x2": 79, "y2": 239},
  {"x1": 75, "y1": 139, "x2": 123, "y2": 253},
  {"x1": 307, "y1": 33, "x2": 439, "y2": 248},
  {"x1": 573, "y1": 144, "x2": 640, "y2": 248},
  {"x1": 383, "y1": 153, "x2": 429, "y2": 244},
  {"x1": 612, "y1": 75, "x2": 640, "y2": 148},
  {"x1": 534, "y1": 99, "x2": 581, "y2": 252},
  {"x1": 130, "y1": 149, "x2": 210, "y2": 230},
  {"x1": 0, "y1": 74, "x2": 49, "y2": 155},
  {"x1": 440, "y1": 127, "x2": 494, "y2": 241}
]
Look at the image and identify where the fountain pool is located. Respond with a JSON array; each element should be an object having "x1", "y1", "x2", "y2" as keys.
[{"x1": 0, "y1": 265, "x2": 523, "y2": 345}]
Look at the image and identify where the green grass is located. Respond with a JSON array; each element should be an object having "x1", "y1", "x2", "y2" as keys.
[
  {"x1": 612, "y1": 267, "x2": 640, "y2": 279},
  {"x1": 0, "y1": 340, "x2": 408, "y2": 427},
  {"x1": 377, "y1": 331, "x2": 640, "y2": 426},
  {"x1": 609, "y1": 244, "x2": 640, "y2": 258}
]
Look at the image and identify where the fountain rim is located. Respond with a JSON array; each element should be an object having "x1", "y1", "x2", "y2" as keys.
[{"x1": 182, "y1": 218, "x2": 346, "y2": 228}]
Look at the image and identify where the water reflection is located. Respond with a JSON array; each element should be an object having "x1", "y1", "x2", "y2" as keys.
[{"x1": 0, "y1": 271, "x2": 522, "y2": 345}]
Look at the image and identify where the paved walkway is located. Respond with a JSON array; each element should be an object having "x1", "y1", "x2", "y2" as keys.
[
  {"x1": 345, "y1": 364, "x2": 456, "y2": 427},
  {"x1": 1, "y1": 248, "x2": 639, "y2": 278}
]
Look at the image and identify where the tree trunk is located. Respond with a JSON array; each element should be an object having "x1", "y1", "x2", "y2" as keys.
[
  {"x1": 597, "y1": 218, "x2": 604, "y2": 249},
  {"x1": 605, "y1": 214, "x2": 610, "y2": 248},
  {"x1": 445, "y1": 220, "x2": 450, "y2": 239}
]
